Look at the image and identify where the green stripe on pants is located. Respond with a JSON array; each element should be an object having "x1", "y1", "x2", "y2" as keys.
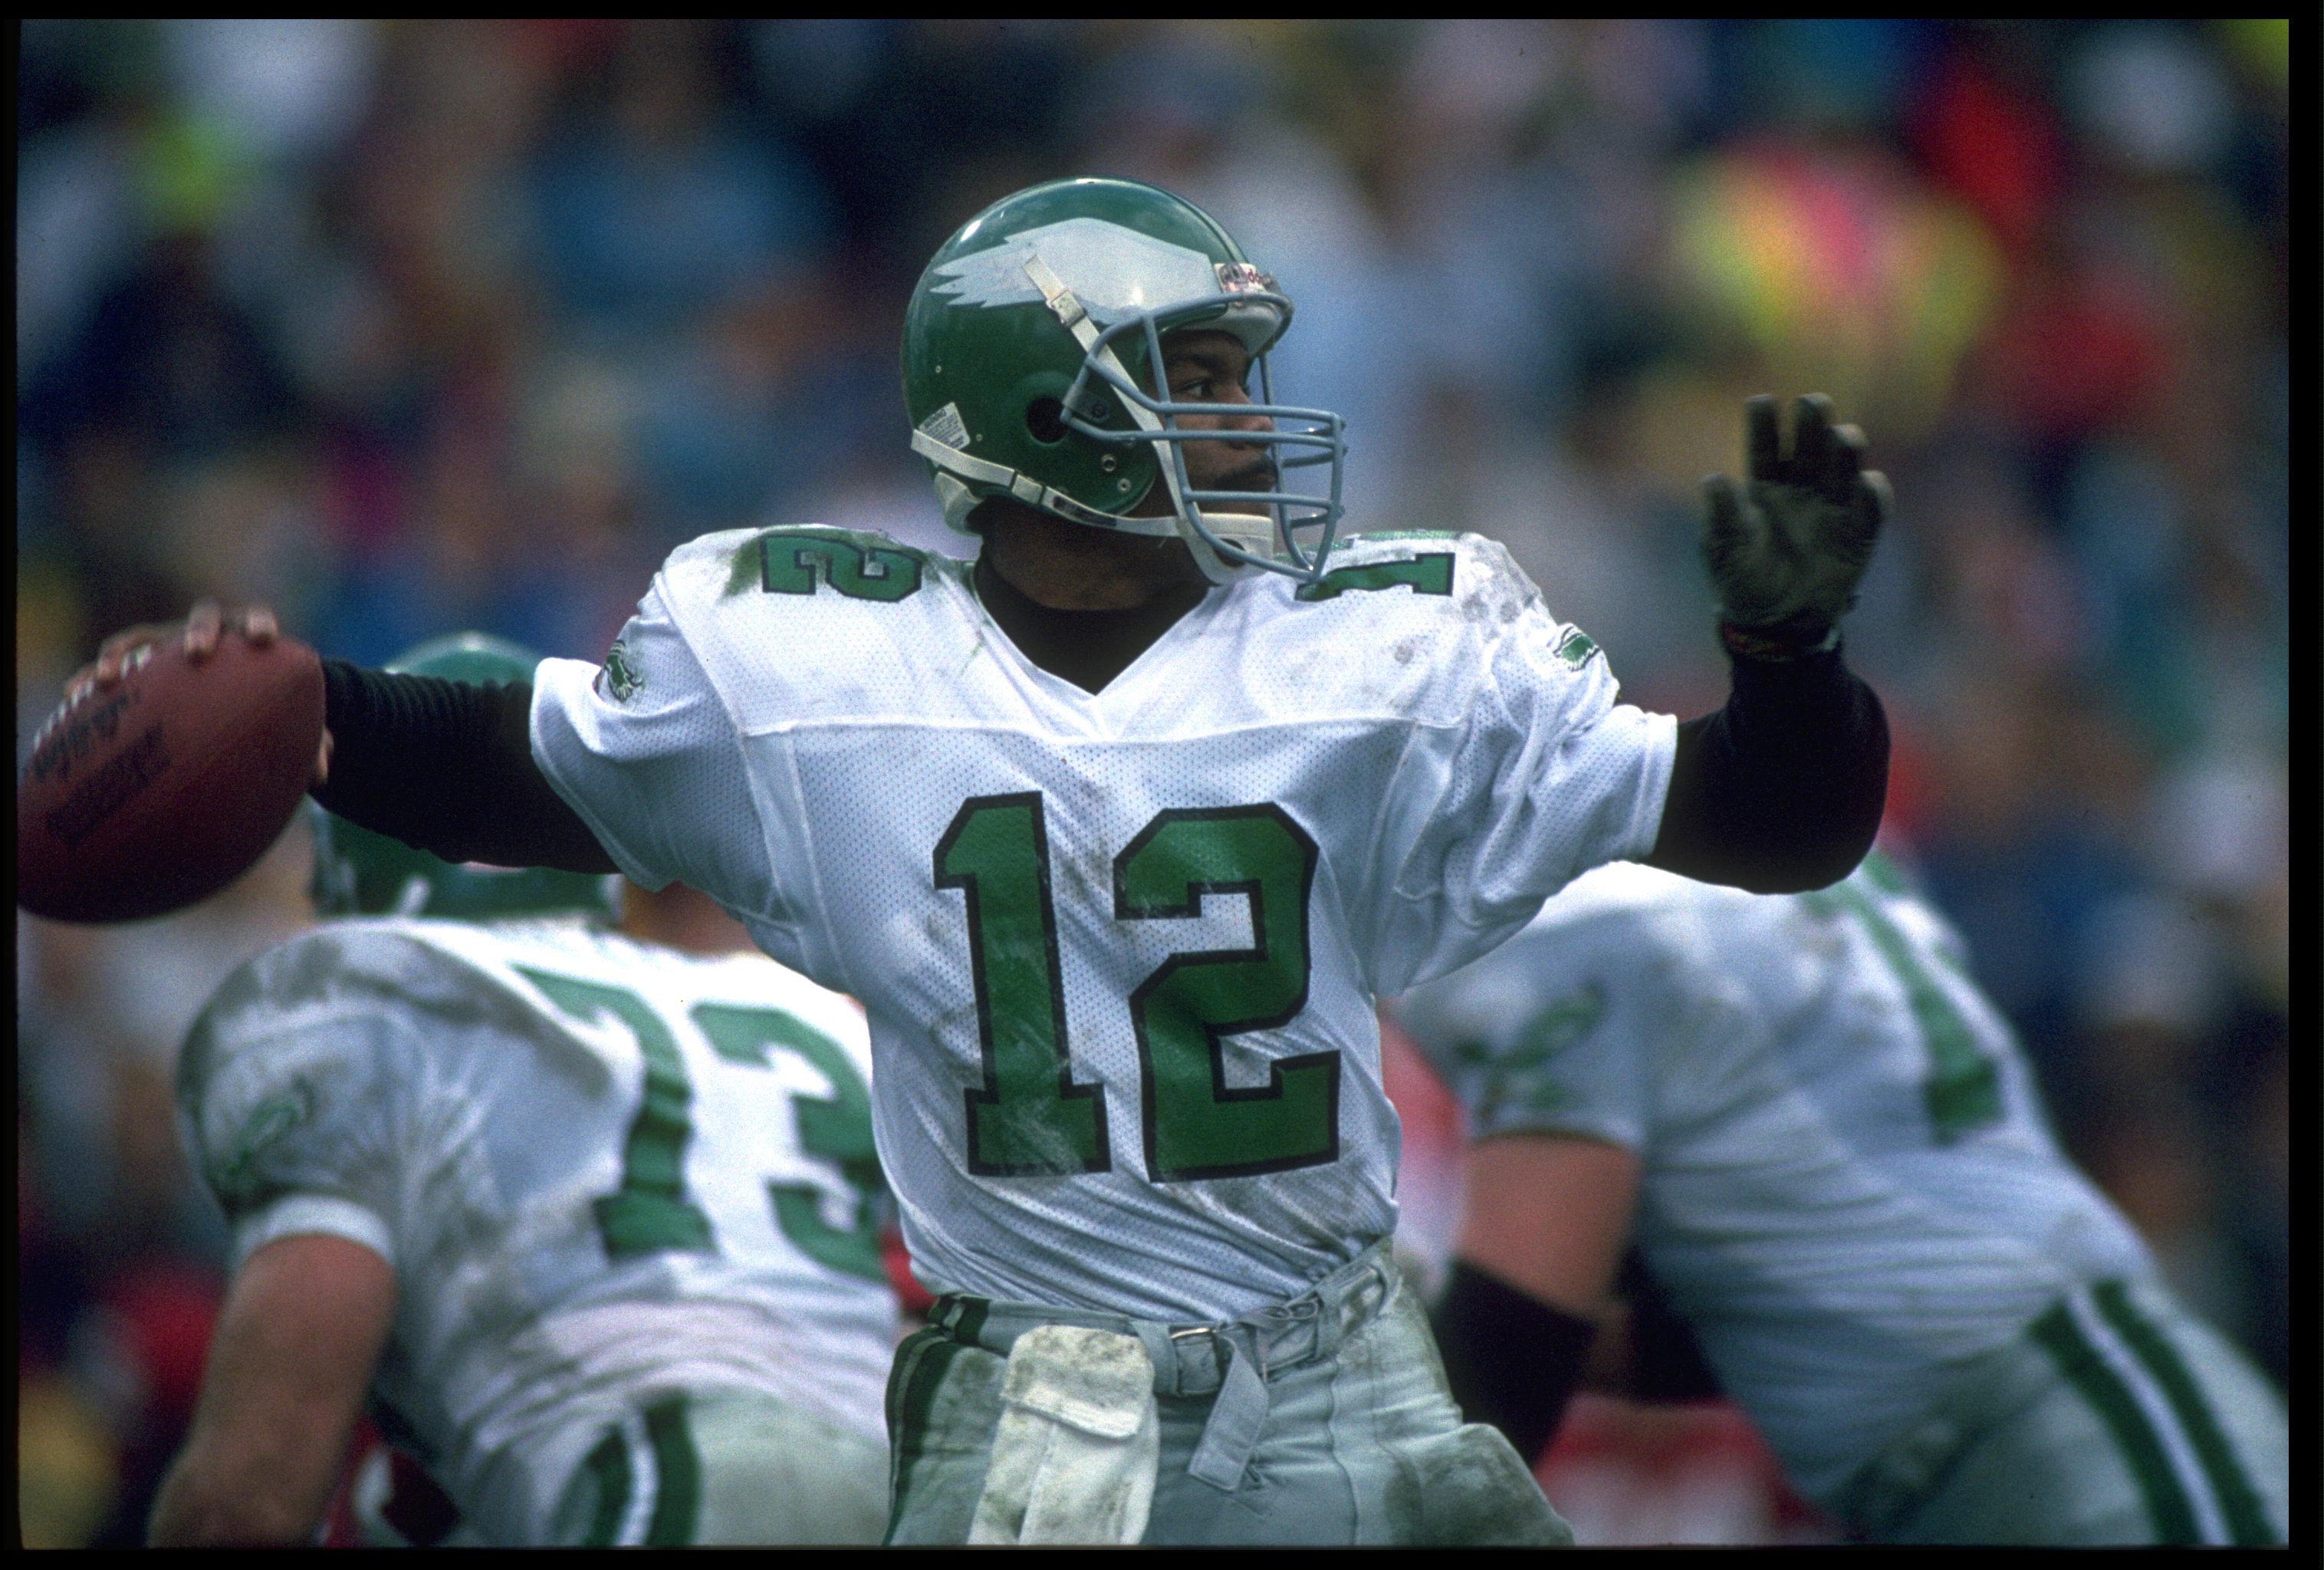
[
  {"x1": 643, "y1": 1395, "x2": 702, "y2": 1545},
  {"x1": 2028, "y1": 1299, "x2": 2199, "y2": 1544},
  {"x1": 578, "y1": 1424, "x2": 633, "y2": 1547},
  {"x1": 885, "y1": 1328, "x2": 968, "y2": 1543},
  {"x1": 2092, "y1": 1282, "x2": 2278, "y2": 1546}
]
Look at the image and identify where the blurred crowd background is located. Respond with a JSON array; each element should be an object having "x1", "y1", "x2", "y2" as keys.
[{"x1": 15, "y1": 19, "x2": 2290, "y2": 1546}]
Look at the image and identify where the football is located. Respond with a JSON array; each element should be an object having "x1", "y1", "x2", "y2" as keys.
[{"x1": 18, "y1": 635, "x2": 326, "y2": 923}]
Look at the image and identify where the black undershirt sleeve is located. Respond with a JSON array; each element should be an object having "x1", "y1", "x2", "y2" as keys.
[
  {"x1": 1617, "y1": 1249, "x2": 1724, "y2": 1404},
  {"x1": 1645, "y1": 643, "x2": 1888, "y2": 894},
  {"x1": 309, "y1": 658, "x2": 617, "y2": 874},
  {"x1": 1432, "y1": 1262, "x2": 1601, "y2": 1463}
]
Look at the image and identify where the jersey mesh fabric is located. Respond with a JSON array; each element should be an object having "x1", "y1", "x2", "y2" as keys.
[
  {"x1": 532, "y1": 526, "x2": 1674, "y2": 1322},
  {"x1": 179, "y1": 918, "x2": 897, "y2": 1542},
  {"x1": 1393, "y1": 861, "x2": 2161, "y2": 1509}
]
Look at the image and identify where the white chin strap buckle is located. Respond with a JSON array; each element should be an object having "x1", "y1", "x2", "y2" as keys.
[{"x1": 1180, "y1": 510, "x2": 1276, "y2": 584}]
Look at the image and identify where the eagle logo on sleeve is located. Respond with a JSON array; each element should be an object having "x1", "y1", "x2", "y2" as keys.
[
  {"x1": 212, "y1": 1085, "x2": 313, "y2": 1205},
  {"x1": 1465, "y1": 984, "x2": 1606, "y2": 1124},
  {"x1": 597, "y1": 640, "x2": 643, "y2": 703}
]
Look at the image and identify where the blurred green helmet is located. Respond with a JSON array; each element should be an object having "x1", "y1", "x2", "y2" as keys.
[
  {"x1": 901, "y1": 176, "x2": 1345, "y2": 584},
  {"x1": 309, "y1": 633, "x2": 620, "y2": 923}
]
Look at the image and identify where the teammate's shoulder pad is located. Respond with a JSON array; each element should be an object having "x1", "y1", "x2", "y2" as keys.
[
  {"x1": 196, "y1": 922, "x2": 431, "y2": 1021},
  {"x1": 198, "y1": 920, "x2": 543, "y2": 1052}
]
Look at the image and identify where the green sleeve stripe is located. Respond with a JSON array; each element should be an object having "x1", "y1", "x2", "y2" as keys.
[
  {"x1": 884, "y1": 1328, "x2": 968, "y2": 1543},
  {"x1": 2092, "y1": 1282, "x2": 2280, "y2": 1546},
  {"x1": 2029, "y1": 1298, "x2": 2202, "y2": 1544},
  {"x1": 577, "y1": 1423, "x2": 633, "y2": 1547},
  {"x1": 643, "y1": 1394, "x2": 703, "y2": 1546}
]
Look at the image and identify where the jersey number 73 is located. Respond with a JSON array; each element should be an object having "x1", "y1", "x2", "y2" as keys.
[{"x1": 517, "y1": 969, "x2": 885, "y2": 1280}]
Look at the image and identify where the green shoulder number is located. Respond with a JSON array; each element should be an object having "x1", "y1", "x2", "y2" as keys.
[
  {"x1": 739, "y1": 528, "x2": 924, "y2": 602},
  {"x1": 1293, "y1": 553, "x2": 1455, "y2": 603}
]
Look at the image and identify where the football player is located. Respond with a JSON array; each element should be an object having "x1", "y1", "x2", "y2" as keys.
[
  {"x1": 147, "y1": 636, "x2": 898, "y2": 1547},
  {"x1": 92, "y1": 176, "x2": 1892, "y2": 1544},
  {"x1": 1396, "y1": 853, "x2": 2289, "y2": 1545}
]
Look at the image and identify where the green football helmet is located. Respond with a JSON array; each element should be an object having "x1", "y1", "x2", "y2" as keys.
[
  {"x1": 309, "y1": 633, "x2": 620, "y2": 923},
  {"x1": 901, "y1": 176, "x2": 1346, "y2": 584}
]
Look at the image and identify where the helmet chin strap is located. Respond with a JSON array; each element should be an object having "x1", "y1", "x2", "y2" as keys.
[{"x1": 1022, "y1": 252, "x2": 1267, "y2": 587}]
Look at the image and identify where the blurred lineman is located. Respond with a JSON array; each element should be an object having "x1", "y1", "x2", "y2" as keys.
[
  {"x1": 97, "y1": 177, "x2": 1894, "y2": 1545},
  {"x1": 1399, "y1": 855, "x2": 2289, "y2": 1546},
  {"x1": 148, "y1": 637, "x2": 896, "y2": 1547}
]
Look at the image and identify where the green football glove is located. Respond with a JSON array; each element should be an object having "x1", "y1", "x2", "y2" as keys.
[{"x1": 1700, "y1": 393, "x2": 1889, "y2": 647}]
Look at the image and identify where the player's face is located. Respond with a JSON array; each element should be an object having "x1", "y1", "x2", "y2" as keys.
[{"x1": 1126, "y1": 330, "x2": 1274, "y2": 516}]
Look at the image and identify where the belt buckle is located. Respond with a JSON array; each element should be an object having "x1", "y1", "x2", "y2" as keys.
[{"x1": 1167, "y1": 1325, "x2": 1225, "y2": 1395}]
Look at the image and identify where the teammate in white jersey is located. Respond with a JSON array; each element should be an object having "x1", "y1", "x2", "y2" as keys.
[
  {"x1": 87, "y1": 177, "x2": 1895, "y2": 1544},
  {"x1": 1395, "y1": 854, "x2": 2290, "y2": 1545},
  {"x1": 149, "y1": 636, "x2": 898, "y2": 1547}
]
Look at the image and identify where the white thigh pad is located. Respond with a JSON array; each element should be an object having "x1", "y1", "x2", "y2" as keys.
[{"x1": 968, "y1": 1325, "x2": 1160, "y2": 1545}]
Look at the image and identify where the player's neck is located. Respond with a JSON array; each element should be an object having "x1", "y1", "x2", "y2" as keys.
[
  {"x1": 973, "y1": 551, "x2": 1208, "y2": 695},
  {"x1": 977, "y1": 500, "x2": 1207, "y2": 611}
]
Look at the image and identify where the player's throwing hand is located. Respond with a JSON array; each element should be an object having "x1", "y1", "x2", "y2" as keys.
[
  {"x1": 1700, "y1": 394, "x2": 1889, "y2": 642},
  {"x1": 64, "y1": 599, "x2": 333, "y2": 785},
  {"x1": 72, "y1": 598, "x2": 276, "y2": 695}
]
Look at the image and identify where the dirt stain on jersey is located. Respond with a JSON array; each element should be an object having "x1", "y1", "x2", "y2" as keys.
[
  {"x1": 1053, "y1": 843, "x2": 1116, "y2": 920},
  {"x1": 215, "y1": 932, "x2": 616, "y2": 1097}
]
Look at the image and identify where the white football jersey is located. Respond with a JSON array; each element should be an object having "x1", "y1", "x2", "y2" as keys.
[
  {"x1": 1393, "y1": 857, "x2": 2160, "y2": 1510},
  {"x1": 178, "y1": 917, "x2": 897, "y2": 1545},
  {"x1": 531, "y1": 526, "x2": 1674, "y2": 1321}
]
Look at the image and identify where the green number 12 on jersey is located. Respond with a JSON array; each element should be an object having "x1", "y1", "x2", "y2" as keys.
[{"x1": 936, "y1": 794, "x2": 1336, "y2": 1183}]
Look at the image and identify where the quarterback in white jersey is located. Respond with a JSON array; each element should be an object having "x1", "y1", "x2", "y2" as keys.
[
  {"x1": 95, "y1": 176, "x2": 1895, "y2": 1544},
  {"x1": 533, "y1": 521, "x2": 1667, "y2": 1325},
  {"x1": 150, "y1": 637, "x2": 898, "y2": 1547},
  {"x1": 1395, "y1": 854, "x2": 2289, "y2": 1545}
]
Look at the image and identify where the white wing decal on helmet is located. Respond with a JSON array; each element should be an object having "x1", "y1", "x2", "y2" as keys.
[{"x1": 930, "y1": 217, "x2": 1222, "y2": 324}]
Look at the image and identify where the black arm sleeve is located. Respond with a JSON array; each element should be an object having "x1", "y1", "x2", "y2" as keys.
[
  {"x1": 1432, "y1": 1262, "x2": 1600, "y2": 1462},
  {"x1": 1616, "y1": 1249, "x2": 1724, "y2": 1404},
  {"x1": 309, "y1": 658, "x2": 618, "y2": 874},
  {"x1": 1645, "y1": 642, "x2": 1888, "y2": 894}
]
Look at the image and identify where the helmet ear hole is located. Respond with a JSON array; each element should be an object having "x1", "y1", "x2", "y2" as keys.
[{"x1": 1025, "y1": 397, "x2": 1069, "y2": 445}]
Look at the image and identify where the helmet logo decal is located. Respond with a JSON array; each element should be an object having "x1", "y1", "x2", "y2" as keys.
[
  {"x1": 931, "y1": 218, "x2": 1221, "y2": 323},
  {"x1": 916, "y1": 401, "x2": 971, "y2": 450},
  {"x1": 1215, "y1": 262, "x2": 1276, "y2": 294}
]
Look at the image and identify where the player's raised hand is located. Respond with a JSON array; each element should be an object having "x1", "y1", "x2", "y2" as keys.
[{"x1": 1699, "y1": 394, "x2": 1888, "y2": 639}]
